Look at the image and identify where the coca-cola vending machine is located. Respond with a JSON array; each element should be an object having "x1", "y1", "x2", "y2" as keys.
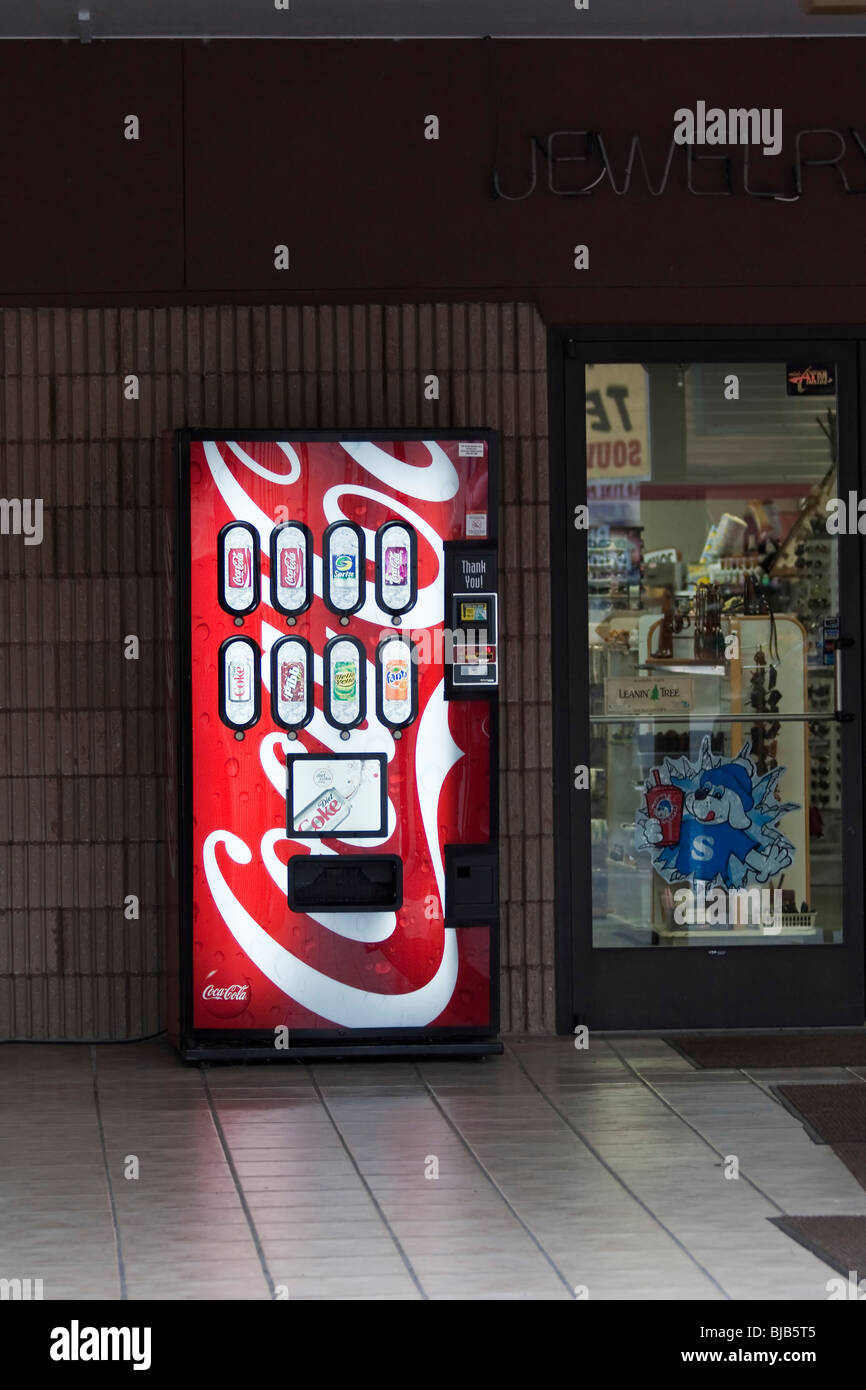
[{"x1": 169, "y1": 430, "x2": 500, "y2": 1058}]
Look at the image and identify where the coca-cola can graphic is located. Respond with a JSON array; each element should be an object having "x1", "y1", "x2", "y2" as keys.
[
  {"x1": 384, "y1": 545, "x2": 408, "y2": 586},
  {"x1": 280, "y1": 546, "x2": 303, "y2": 589},
  {"x1": 228, "y1": 546, "x2": 251, "y2": 588},
  {"x1": 376, "y1": 521, "x2": 416, "y2": 616},
  {"x1": 270, "y1": 522, "x2": 312, "y2": 617},
  {"x1": 218, "y1": 521, "x2": 260, "y2": 616}
]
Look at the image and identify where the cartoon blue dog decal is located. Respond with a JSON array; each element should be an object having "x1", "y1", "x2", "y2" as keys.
[{"x1": 635, "y1": 736, "x2": 797, "y2": 889}]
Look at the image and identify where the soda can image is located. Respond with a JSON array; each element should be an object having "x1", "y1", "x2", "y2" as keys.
[
  {"x1": 384, "y1": 545, "x2": 408, "y2": 586},
  {"x1": 218, "y1": 635, "x2": 261, "y2": 730},
  {"x1": 218, "y1": 521, "x2": 260, "y2": 617},
  {"x1": 375, "y1": 521, "x2": 416, "y2": 616},
  {"x1": 323, "y1": 522, "x2": 365, "y2": 615},
  {"x1": 323, "y1": 636, "x2": 365, "y2": 728},
  {"x1": 293, "y1": 788, "x2": 351, "y2": 835},
  {"x1": 270, "y1": 636, "x2": 313, "y2": 731},
  {"x1": 281, "y1": 546, "x2": 303, "y2": 589},
  {"x1": 333, "y1": 553, "x2": 356, "y2": 582},
  {"x1": 270, "y1": 522, "x2": 312, "y2": 617},
  {"x1": 384, "y1": 658, "x2": 409, "y2": 702},
  {"x1": 376, "y1": 636, "x2": 417, "y2": 728},
  {"x1": 333, "y1": 661, "x2": 357, "y2": 701},
  {"x1": 228, "y1": 547, "x2": 251, "y2": 588},
  {"x1": 228, "y1": 658, "x2": 251, "y2": 702},
  {"x1": 280, "y1": 660, "x2": 304, "y2": 703}
]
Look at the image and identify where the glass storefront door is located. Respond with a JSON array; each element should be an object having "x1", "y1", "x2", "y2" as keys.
[{"x1": 554, "y1": 339, "x2": 864, "y2": 1028}]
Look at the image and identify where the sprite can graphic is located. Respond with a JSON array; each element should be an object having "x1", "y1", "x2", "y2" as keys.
[
  {"x1": 333, "y1": 553, "x2": 356, "y2": 584},
  {"x1": 333, "y1": 661, "x2": 357, "y2": 701}
]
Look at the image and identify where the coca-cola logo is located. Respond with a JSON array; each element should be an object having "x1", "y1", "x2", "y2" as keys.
[
  {"x1": 201, "y1": 968, "x2": 252, "y2": 1019},
  {"x1": 228, "y1": 546, "x2": 251, "y2": 587},
  {"x1": 202, "y1": 983, "x2": 249, "y2": 1001},
  {"x1": 281, "y1": 546, "x2": 303, "y2": 588}
]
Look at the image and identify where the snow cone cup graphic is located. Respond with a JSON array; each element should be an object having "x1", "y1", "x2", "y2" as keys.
[{"x1": 645, "y1": 768, "x2": 684, "y2": 846}]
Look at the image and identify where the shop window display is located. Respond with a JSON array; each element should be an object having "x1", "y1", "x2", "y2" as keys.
[{"x1": 587, "y1": 362, "x2": 842, "y2": 947}]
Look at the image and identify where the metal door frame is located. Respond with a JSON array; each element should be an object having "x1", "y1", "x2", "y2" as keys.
[{"x1": 549, "y1": 327, "x2": 865, "y2": 1031}]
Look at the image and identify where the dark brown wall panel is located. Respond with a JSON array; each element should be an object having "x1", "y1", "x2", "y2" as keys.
[
  {"x1": 0, "y1": 302, "x2": 552, "y2": 1041},
  {"x1": 0, "y1": 44, "x2": 183, "y2": 293},
  {"x1": 183, "y1": 38, "x2": 866, "y2": 295}
]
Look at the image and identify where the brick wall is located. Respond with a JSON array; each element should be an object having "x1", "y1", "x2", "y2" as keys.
[{"x1": 0, "y1": 302, "x2": 555, "y2": 1038}]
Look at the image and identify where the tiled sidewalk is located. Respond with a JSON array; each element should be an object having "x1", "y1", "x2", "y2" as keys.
[{"x1": 1, "y1": 1035, "x2": 864, "y2": 1300}]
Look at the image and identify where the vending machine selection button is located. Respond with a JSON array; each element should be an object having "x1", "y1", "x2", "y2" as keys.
[{"x1": 218, "y1": 521, "x2": 260, "y2": 618}]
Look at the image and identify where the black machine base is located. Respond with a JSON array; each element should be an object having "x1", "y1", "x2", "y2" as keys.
[{"x1": 180, "y1": 1039, "x2": 504, "y2": 1063}]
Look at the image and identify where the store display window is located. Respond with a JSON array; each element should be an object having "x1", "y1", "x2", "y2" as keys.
[{"x1": 587, "y1": 362, "x2": 842, "y2": 947}]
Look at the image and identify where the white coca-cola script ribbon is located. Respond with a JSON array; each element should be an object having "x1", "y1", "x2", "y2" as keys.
[{"x1": 203, "y1": 830, "x2": 458, "y2": 1026}]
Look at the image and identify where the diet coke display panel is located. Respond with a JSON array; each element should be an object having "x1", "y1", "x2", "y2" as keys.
[{"x1": 173, "y1": 429, "x2": 500, "y2": 1058}]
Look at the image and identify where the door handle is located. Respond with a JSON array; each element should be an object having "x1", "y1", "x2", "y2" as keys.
[{"x1": 834, "y1": 637, "x2": 855, "y2": 722}]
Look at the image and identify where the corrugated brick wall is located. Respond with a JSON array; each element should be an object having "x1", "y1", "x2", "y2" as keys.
[{"x1": 0, "y1": 302, "x2": 555, "y2": 1039}]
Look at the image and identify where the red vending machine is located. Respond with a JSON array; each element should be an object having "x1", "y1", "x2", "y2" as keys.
[{"x1": 170, "y1": 430, "x2": 500, "y2": 1059}]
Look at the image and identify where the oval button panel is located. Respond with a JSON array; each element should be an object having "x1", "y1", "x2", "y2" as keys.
[
  {"x1": 271, "y1": 636, "x2": 314, "y2": 731},
  {"x1": 323, "y1": 521, "x2": 365, "y2": 616},
  {"x1": 219, "y1": 636, "x2": 261, "y2": 730},
  {"x1": 270, "y1": 521, "x2": 312, "y2": 618},
  {"x1": 376, "y1": 635, "x2": 417, "y2": 729},
  {"x1": 323, "y1": 636, "x2": 366, "y2": 729},
  {"x1": 218, "y1": 521, "x2": 260, "y2": 617},
  {"x1": 375, "y1": 521, "x2": 417, "y2": 617}
]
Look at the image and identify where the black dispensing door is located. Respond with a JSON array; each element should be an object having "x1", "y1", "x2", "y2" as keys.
[{"x1": 552, "y1": 335, "x2": 864, "y2": 1029}]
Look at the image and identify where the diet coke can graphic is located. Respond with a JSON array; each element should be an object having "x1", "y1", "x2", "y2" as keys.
[
  {"x1": 376, "y1": 636, "x2": 417, "y2": 729},
  {"x1": 293, "y1": 786, "x2": 352, "y2": 835},
  {"x1": 270, "y1": 635, "x2": 313, "y2": 731},
  {"x1": 218, "y1": 635, "x2": 261, "y2": 730},
  {"x1": 218, "y1": 521, "x2": 260, "y2": 617},
  {"x1": 375, "y1": 521, "x2": 416, "y2": 616},
  {"x1": 324, "y1": 635, "x2": 365, "y2": 729},
  {"x1": 228, "y1": 658, "x2": 251, "y2": 702},
  {"x1": 323, "y1": 520, "x2": 365, "y2": 615},
  {"x1": 270, "y1": 521, "x2": 312, "y2": 617}
]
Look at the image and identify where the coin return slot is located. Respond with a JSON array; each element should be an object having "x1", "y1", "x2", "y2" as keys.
[{"x1": 287, "y1": 855, "x2": 402, "y2": 913}]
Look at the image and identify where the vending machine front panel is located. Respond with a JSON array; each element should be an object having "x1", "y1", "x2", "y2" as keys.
[{"x1": 176, "y1": 431, "x2": 499, "y2": 1058}]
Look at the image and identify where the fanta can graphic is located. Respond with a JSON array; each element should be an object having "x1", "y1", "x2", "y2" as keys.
[
  {"x1": 384, "y1": 656, "x2": 409, "y2": 701},
  {"x1": 645, "y1": 768, "x2": 684, "y2": 846}
]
